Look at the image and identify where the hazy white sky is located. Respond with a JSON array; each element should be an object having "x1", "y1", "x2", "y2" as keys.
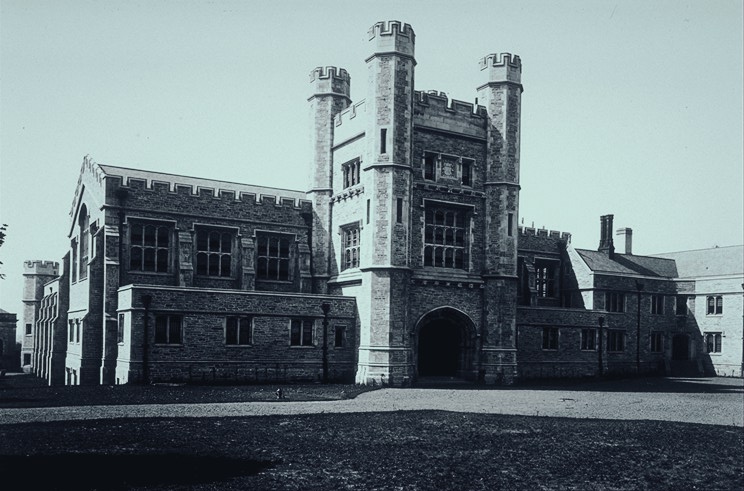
[{"x1": 1, "y1": 0, "x2": 742, "y2": 319}]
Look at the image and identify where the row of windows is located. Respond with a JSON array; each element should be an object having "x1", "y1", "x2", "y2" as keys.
[
  {"x1": 540, "y1": 327, "x2": 665, "y2": 353},
  {"x1": 118, "y1": 315, "x2": 347, "y2": 348},
  {"x1": 604, "y1": 293, "x2": 725, "y2": 316},
  {"x1": 128, "y1": 227, "x2": 294, "y2": 281}
]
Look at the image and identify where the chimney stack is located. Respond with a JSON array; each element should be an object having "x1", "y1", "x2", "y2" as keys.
[
  {"x1": 616, "y1": 227, "x2": 633, "y2": 255},
  {"x1": 598, "y1": 215, "x2": 615, "y2": 258}
]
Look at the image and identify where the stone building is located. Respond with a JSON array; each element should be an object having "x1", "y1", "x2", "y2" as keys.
[
  {"x1": 21, "y1": 21, "x2": 744, "y2": 385},
  {"x1": 0, "y1": 308, "x2": 19, "y2": 372}
]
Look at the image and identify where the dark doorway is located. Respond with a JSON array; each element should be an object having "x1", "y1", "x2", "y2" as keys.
[
  {"x1": 416, "y1": 308, "x2": 475, "y2": 379},
  {"x1": 672, "y1": 334, "x2": 689, "y2": 361},
  {"x1": 419, "y1": 319, "x2": 461, "y2": 376}
]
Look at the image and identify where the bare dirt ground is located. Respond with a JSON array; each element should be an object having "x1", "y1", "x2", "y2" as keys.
[{"x1": 1, "y1": 375, "x2": 741, "y2": 426}]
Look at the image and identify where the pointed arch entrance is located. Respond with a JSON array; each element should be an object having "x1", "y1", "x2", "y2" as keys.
[{"x1": 415, "y1": 307, "x2": 477, "y2": 379}]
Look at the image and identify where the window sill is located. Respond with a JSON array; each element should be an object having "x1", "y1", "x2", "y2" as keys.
[
  {"x1": 226, "y1": 344, "x2": 253, "y2": 348},
  {"x1": 256, "y1": 279, "x2": 292, "y2": 284},
  {"x1": 289, "y1": 345, "x2": 316, "y2": 348},
  {"x1": 153, "y1": 343, "x2": 183, "y2": 347},
  {"x1": 129, "y1": 270, "x2": 171, "y2": 275}
]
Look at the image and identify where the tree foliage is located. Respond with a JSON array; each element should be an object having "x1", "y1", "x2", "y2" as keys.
[{"x1": 0, "y1": 223, "x2": 7, "y2": 279}]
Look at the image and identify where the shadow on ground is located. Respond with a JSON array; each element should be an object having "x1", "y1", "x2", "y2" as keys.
[
  {"x1": 413, "y1": 375, "x2": 744, "y2": 394},
  {"x1": 0, "y1": 453, "x2": 273, "y2": 490}
]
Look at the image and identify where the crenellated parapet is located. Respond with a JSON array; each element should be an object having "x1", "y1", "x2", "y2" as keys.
[
  {"x1": 102, "y1": 166, "x2": 312, "y2": 210},
  {"x1": 479, "y1": 52, "x2": 522, "y2": 86},
  {"x1": 367, "y1": 20, "x2": 415, "y2": 59},
  {"x1": 413, "y1": 90, "x2": 487, "y2": 139},
  {"x1": 23, "y1": 260, "x2": 60, "y2": 276},
  {"x1": 308, "y1": 66, "x2": 351, "y2": 102},
  {"x1": 519, "y1": 226, "x2": 572, "y2": 242}
]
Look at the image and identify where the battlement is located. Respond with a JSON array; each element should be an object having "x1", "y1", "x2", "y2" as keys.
[
  {"x1": 23, "y1": 260, "x2": 60, "y2": 275},
  {"x1": 333, "y1": 100, "x2": 367, "y2": 144},
  {"x1": 308, "y1": 66, "x2": 351, "y2": 100},
  {"x1": 102, "y1": 165, "x2": 312, "y2": 210},
  {"x1": 309, "y1": 66, "x2": 350, "y2": 83},
  {"x1": 368, "y1": 20, "x2": 415, "y2": 41},
  {"x1": 519, "y1": 226, "x2": 571, "y2": 242},
  {"x1": 479, "y1": 52, "x2": 522, "y2": 85},
  {"x1": 367, "y1": 20, "x2": 415, "y2": 59},
  {"x1": 413, "y1": 90, "x2": 487, "y2": 139}
]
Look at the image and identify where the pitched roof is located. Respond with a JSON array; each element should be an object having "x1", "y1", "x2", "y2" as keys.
[
  {"x1": 575, "y1": 249, "x2": 679, "y2": 278},
  {"x1": 651, "y1": 245, "x2": 744, "y2": 279}
]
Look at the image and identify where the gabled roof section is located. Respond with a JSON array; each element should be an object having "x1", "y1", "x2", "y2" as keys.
[
  {"x1": 69, "y1": 155, "x2": 107, "y2": 236},
  {"x1": 651, "y1": 245, "x2": 744, "y2": 279},
  {"x1": 575, "y1": 249, "x2": 679, "y2": 278},
  {"x1": 97, "y1": 164, "x2": 306, "y2": 201}
]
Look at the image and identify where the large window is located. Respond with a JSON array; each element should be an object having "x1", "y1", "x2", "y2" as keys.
[
  {"x1": 342, "y1": 158, "x2": 360, "y2": 188},
  {"x1": 226, "y1": 317, "x2": 252, "y2": 346},
  {"x1": 706, "y1": 296, "x2": 723, "y2": 315},
  {"x1": 342, "y1": 224, "x2": 360, "y2": 271},
  {"x1": 130, "y1": 223, "x2": 170, "y2": 273},
  {"x1": 704, "y1": 332, "x2": 722, "y2": 353},
  {"x1": 290, "y1": 319, "x2": 314, "y2": 346},
  {"x1": 196, "y1": 229, "x2": 232, "y2": 277},
  {"x1": 154, "y1": 315, "x2": 182, "y2": 345},
  {"x1": 580, "y1": 328, "x2": 596, "y2": 351},
  {"x1": 542, "y1": 327, "x2": 558, "y2": 350},
  {"x1": 607, "y1": 330, "x2": 625, "y2": 352},
  {"x1": 423, "y1": 205, "x2": 468, "y2": 269},
  {"x1": 605, "y1": 292, "x2": 625, "y2": 313},
  {"x1": 256, "y1": 233, "x2": 292, "y2": 281},
  {"x1": 650, "y1": 294, "x2": 664, "y2": 315},
  {"x1": 535, "y1": 260, "x2": 557, "y2": 298}
]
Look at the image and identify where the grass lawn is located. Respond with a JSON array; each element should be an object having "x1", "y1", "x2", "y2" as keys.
[{"x1": 1, "y1": 411, "x2": 742, "y2": 490}]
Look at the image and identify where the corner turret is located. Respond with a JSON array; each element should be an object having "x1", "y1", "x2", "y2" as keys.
[
  {"x1": 366, "y1": 20, "x2": 415, "y2": 60},
  {"x1": 478, "y1": 52, "x2": 522, "y2": 87}
]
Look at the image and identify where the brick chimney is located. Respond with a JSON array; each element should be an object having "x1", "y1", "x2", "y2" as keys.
[
  {"x1": 616, "y1": 227, "x2": 633, "y2": 255},
  {"x1": 598, "y1": 215, "x2": 615, "y2": 258}
]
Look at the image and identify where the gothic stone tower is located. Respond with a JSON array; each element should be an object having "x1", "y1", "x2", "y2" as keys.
[
  {"x1": 309, "y1": 21, "x2": 522, "y2": 384},
  {"x1": 21, "y1": 260, "x2": 59, "y2": 371}
]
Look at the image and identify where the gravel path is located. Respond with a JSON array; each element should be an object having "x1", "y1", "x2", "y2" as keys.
[{"x1": 1, "y1": 377, "x2": 741, "y2": 427}]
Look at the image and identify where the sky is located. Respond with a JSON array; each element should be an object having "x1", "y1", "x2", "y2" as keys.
[{"x1": 1, "y1": 0, "x2": 742, "y2": 325}]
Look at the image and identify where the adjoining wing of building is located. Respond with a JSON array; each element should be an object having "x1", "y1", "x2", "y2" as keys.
[{"x1": 19, "y1": 21, "x2": 744, "y2": 386}]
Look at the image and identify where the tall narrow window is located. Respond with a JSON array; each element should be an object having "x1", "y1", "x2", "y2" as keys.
[
  {"x1": 256, "y1": 233, "x2": 292, "y2": 281},
  {"x1": 196, "y1": 229, "x2": 232, "y2": 277},
  {"x1": 71, "y1": 238, "x2": 78, "y2": 283},
  {"x1": 290, "y1": 319, "x2": 314, "y2": 346},
  {"x1": 68, "y1": 320, "x2": 75, "y2": 342},
  {"x1": 155, "y1": 315, "x2": 182, "y2": 345},
  {"x1": 130, "y1": 223, "x2": 171, "y2": 272},
  {"x1": 366, "y1": 199, "x2": 370, "y2": 224},
  {"x1": 650, "y1": 332, "x2": 664, "y2": 353},
  {"x1": 226, "y1": 317, "x2": 252, "y2": 346},
  {"x1": 79, "y1": 207, "x2": 89, "y2": 280},
  {"x1": 342, "y1": 158, "x2": 361, "y2": 188},
  {"x1": 676, "y1": 296, "x2": 688, "y2": 316},
  {"x1": 342, "y1": 224, "x2": 360, "y2": 271},
  {"x1": 334, "y1": 326, "x2": 345, "y2": 348},
  {"x1": 117, "y1": 314, "x2": 125, "y2": 344},
  {"x1": 508, "y1": 213, "x2": 514, "y2": 237},
  {"x1": 461, "y1": 159, "x2": 473, "y2": 186},
  {"x1": 651, "y1": 294, "x2": 664, "y2": 315},
  {"x1": 581, "y1": 328, "x2": 596, "y2": 351},
  {"x1": 535, "y1": 260, "x2": 556, "y2": 298},
  {"x1": 396, "y1": 198, "x2": 403, "y2": 223},
  {"x1": 380, "y1": 128, "x2": 387, "y2": 154},
  {"x1": 25, "y1": 323, "x2": 32, "y2": 335},
  {"x1": 423, "y1": 205, "x2": 469, "y2": 269},
  {"x1": 423, "y1": 154, "x2": 436, "y2": 180}
]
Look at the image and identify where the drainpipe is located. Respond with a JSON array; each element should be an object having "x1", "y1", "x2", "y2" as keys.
[
  {"x1": 141, "y1": 294, "x2": 152, "y2": 384},
  {"x1": 598, "y1": 316, "x2": 605, "y2": 377},
  {"x1": 636, "y1": 281, "x2": 644, "y2": 375}
]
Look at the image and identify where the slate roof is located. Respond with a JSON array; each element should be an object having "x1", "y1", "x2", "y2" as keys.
[
  {"x1": 651, "y1": 245, "x2": 743, "y2": 279},
  {"x1": 575, "y1": 249, "x2": 679, "y2": 278}
]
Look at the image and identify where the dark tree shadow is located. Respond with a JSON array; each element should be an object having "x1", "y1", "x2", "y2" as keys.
[{"x1": 0, "y1": 453, "x2": 274, "y2": 490}]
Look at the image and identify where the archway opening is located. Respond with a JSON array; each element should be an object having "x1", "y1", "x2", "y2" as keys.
[{"x1": 416, "y1": 308, "x2": 475, "y2": 379}]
